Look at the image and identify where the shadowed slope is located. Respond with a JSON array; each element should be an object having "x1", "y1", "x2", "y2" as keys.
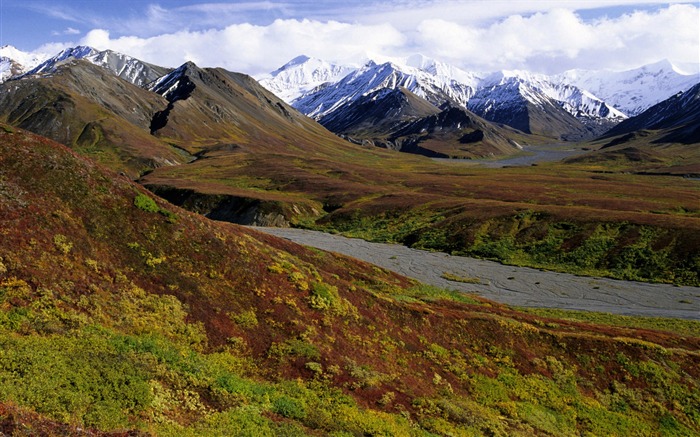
[
  {"x1": 319, "y1": 87, "x2": 519, "y2": 158},
  {"x1": 567, "y1": 83, "x2": 700, "y2": 174}
]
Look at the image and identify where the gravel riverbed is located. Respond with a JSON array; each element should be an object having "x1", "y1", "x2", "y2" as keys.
[{"x1": 252, "y1": 227, "x2": 700, "y2": 320}]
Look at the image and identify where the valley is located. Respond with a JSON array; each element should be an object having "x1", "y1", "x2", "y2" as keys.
[
  {"x1": 0, "y1": 42, "x2": 698, "y2": 435},
  {"x1": 431, "y1": 142, "x2": 590, "y2": 168}
]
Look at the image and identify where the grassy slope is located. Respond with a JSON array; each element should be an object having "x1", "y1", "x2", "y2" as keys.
[
  {"x1": 568, "y1": 132, "x2": 700, "y2": 176},
  {"x1": 1, "y1": 125, "x2": 699, "y2": 435}
]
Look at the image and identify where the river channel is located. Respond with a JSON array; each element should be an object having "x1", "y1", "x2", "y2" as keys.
[{"x1": 252, "y1": 227, "x2": 699, "y2": 320}]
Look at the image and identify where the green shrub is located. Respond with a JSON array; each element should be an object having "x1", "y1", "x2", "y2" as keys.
[
  {"x1": 0, "y1": 333, "x2": 153, "y2": 430},
  {"x1": 134, "y1": 193, "x2": 160, "y2": 213},
  {"x1": 230, "y1": 309, "x2": 259, "y2": 329},
  {"x1": 273, "y1": 395, "x2": 307, "y2": 420}
]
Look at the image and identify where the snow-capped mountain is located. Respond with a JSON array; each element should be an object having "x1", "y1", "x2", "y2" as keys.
[
  {"x1": 478, "y1": 70, "x2": 626, "y2": 121},
  {"x1": 262, "y1": 55, "x2": 699, "y2": 139},
  {"x1": 21, "y1": 46, "x2": 168, "y2": 87},
  {"x1": 556, "y1": 60, "x2": 699, "y2": 117},
  {"x1": 0, "y1": 45, "x2": 46, "y2": 82},
  {"x1": 468, "y1": 70, "x2": 626, "y2": 137},
  {"x1": 269, "y1": 55, "x2": 626, "y2": 140},
  {"x1": 291, "y1": 58, "x2": 480, "y2": 120},
  {"x1": 257, "y1": 55, "x2": 357, "y2": 103}
]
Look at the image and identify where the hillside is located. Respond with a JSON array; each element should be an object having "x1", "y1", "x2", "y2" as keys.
[
  {"x1": 567, "y1": 82, "x2": 700, "y2": 174},
  {"x1": 2, "y1": 124, "x2": 700, "y2": 435},
  {"x1": 0, "y1": 59, "x2": 182, "y2": 177}
]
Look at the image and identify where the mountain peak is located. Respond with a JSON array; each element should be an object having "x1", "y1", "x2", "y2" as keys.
[
  {"x1": 149, "y1": 61, "x2": 201, "y2": 102},
  {"x1": 279, "y1": 55, "x2": 311, "y2": 71},
  {"x1": 640, "y1": 58, "x2": 693, "y2": 76},
  {"x1": 178, "y1": 60, "x2": 201, "y2": 72},
  {"x1": 258, "y1": 56, "x2": 358, "y2": 103},
  {"x1": 22, "y1": 45, "x2": 99, "y2": 77}
]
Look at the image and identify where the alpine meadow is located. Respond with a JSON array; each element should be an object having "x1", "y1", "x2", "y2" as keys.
[{"x1": 0, "y1": 2, "x2": 699, "y2": 435}]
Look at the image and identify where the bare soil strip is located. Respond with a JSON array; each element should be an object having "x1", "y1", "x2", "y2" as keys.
[{"x1": 252, "y1": 227, "x2": 700, "y2": 320}]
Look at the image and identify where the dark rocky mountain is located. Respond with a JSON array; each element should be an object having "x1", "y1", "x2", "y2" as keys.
[
  {"x1": 0, "y1": 59, "x2": 182, "y2": 176},
  {"x1": 602, "y1": 82, "x2": 700, "y2": 145},
  {"x1": 319, "y1": 86, "x2": 518, "y2": 157},
  {"x1": 319, "y1": 87, "x2": 441, "y2": 136}
]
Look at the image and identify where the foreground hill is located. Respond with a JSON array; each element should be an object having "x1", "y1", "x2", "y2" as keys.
[{"x1": 2, "y1": 126, "x2": 700, "y2": 435}]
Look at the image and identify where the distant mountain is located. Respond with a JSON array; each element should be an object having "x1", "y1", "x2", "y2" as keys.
[
  {"x1": 0, "y1": 45, "x2": 46, "y2": 82},
  {"x1": 318, "y1": 86, "x2": 518, "y2": 158},
  {"x1": 257, "y1": 55, "x2": 357, "y2": 103},
  {"x1": 566, "y1": 82, "x2": 700, "y2": 173},
  {"x1": 21, "y1": 45, "x2": 169, "y2": 87},
  {"x1": 319, "y1": 86, "x2": 441, "y2": 136},
  {"x1": 264, "y1": 55, "x2": 629, "y2": 141},
  {"x1": 468, "y1": 71, "x2": 625, "y2": 140},
  {"x1": 557, "y1": 59, "x2": 699, "y2": 116},
  {"x1": 290, "y1": 58, "x2": 479, "y2": 119}
]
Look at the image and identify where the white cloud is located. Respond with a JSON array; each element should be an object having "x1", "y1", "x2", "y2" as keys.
[
  {"x1": 46, "y1": 3, "x2": 696, "y2": 76},
  {"x1": 411, "y1": 4, "x2": 699, "y2": 73},
  {"x1": 80, "y1": 19, "x2": 406, "y2": 75},
  {"x1": 52, "y1": 27, "x2": 81, "y2": 36}
]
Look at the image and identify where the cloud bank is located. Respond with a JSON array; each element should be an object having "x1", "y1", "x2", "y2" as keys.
[{"x1": 39, "y1": 3, "x2": 699, "y2": 75}]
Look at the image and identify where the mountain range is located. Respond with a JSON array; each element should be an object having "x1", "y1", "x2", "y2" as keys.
[
  {"x1": 259, "y1": 54, "x2": 698, "y2": 141},
  {"x1": 2, "y1": 44, "x2": 697, "y2": 153},
  {"x1": 0, "y1": 44, "x2": 696, "y2": 184}
]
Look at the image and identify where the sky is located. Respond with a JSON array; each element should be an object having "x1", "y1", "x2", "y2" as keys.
[{"x1": 0, "y1": 0, "x2": 698, "y2": 76}]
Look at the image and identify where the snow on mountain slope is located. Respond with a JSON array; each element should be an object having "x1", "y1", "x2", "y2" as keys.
[
  {"x1": 257, "y1": 55, "x2": 357, "y2": 103},
  {"x1": 556, "y1": 60, "x2": 700, "y2": 116},
  {"x1": 0, "y1": 45, "x2": 47, "y2": 82},
  {"x1": 271, "y1": 54, "x2": 626, "y2": 137},
  {"x1": 292, "y1": 58, "x2": 480, "y2": 120},
  {"x1": 604, "y1": 82, "x2": 700, "y2": 142},
  {"x1": 21, "y1": 46, "x2": 167, "y2": 87},
  {"x1": 148, "y1": 61, "x2": 197, "y2": 102},
  {"x1": 476, "y1": 70, "x2": 626, "y2": 121}
]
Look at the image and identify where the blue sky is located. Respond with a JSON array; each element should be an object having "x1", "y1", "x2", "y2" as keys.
[{"x1": 1, "y1": 1, "x2": 698, "y2": 75}]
